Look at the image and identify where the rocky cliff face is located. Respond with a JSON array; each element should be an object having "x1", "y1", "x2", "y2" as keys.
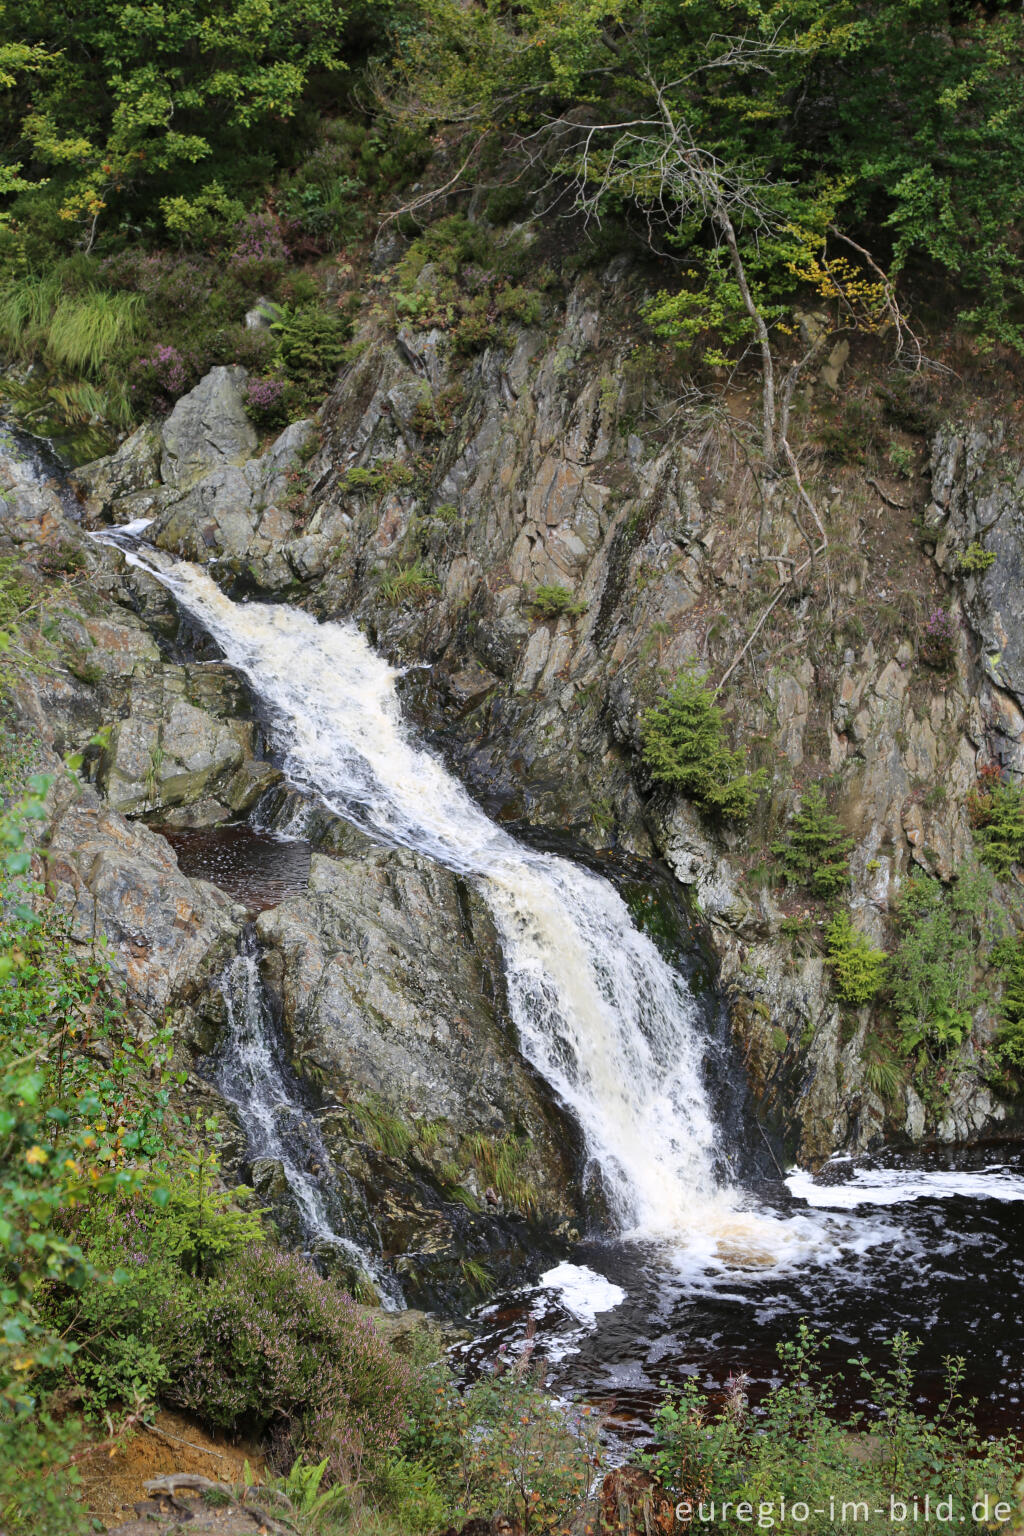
[
  {"x1": 6, "y1": 240, "x2": 1024, "y2": 1303},
  {"x1": 3, "y1": 423, "x2": 584, "y2": 1307}
]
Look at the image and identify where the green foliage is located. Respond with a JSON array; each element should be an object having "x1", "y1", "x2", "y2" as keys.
[
  {"x1": 392, "y1": 1, "x2": 1024, "y2": 352},
  {"x1": 164, "y1": 1246, "x2": 410, "y2": 1480},
  {"x1": 351, "y1": 1099, "x2": 416, "y2": 1160},
  {"x1": 772, "y1": 786, "x2": 854, "y2": 900},
  {"x1": 342, "y1": 461, "x2": 416, "y2": 496},
  {"x1": 271, "y1": 304, "x2": 349, "y2": 398},
  {"x1": 527, "y1": 583, "x2": 586, "y2": 621},
  {"x1": 0, "y1": 0, "x2": 352, "y2": 250},
  {"x1": 460, "y1": 1132, "x2": 538, "y2": 1217},
  {"x1": 378, "y1": 561, "x2": 439, "y2": 607},
  {"x1": 390, "y1": 212, "x2": 544, "y2": 358},
  {"x1": 409, "y1": 1361, "x2": 604, "y2": 1534},
  {"x1": 862, "y1": 1037, "x2": 905, "y2": 1103},
  {"x1": 888, "y1": 868, "x2": 993, "y2": 1056},
  {"x1": 0, "y1": 778, "x2": 176, "y2": 1532},
  {"x1": 958, "y1": 542, "x2": 997, "y2": 575},
  {"x1": 458, "y1": 1257, "x2": 493, "y2": 1296},
  {"x1": 646, "y1": 1324, "x2": 1020, "y2": 1533},
  {"x1": 825, "y1": 911, "x2": 887, "y2": 1006},
  {"x1": 993, "y1": 937, "x2": 1024, "y2": 1072},
  {"x1": 0, "y1": 272, "x2": 140, "y2": 375},
  {"x1": 159, "y1": 181, "x2": 246, "y2": 248},
  {"x1": 640, "y1": 671, "x2": 767, "y2": 822},
  {"x1": 146, "y1": 1148, "x2": 265, "y2": 1278},
  {"x1": 972, "y1": 778, "x2": 1024, "y2": 878}
]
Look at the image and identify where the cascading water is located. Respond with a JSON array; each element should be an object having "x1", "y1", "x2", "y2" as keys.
[
  {"x1": 214, "y1": 929, "x2": 403, "y2": 1307},
  {"x1": 72, "y1": 524, "x2": 1024, "y2": 1418},
  {"x1": 109, "y1": 546, "x2": 760, "y2": 1255}
]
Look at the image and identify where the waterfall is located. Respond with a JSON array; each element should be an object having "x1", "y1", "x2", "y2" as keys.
[
  {"x1": 124, "y1": 554, "x2": 734, "y2": 1239},
  {"x1": 216, "y1": 929, "x2": 404, "y2": 1307}
]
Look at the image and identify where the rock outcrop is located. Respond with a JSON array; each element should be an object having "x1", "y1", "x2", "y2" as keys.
[{"x1": 14, "y1": 241, "x2": 1024, "y2": 1213}]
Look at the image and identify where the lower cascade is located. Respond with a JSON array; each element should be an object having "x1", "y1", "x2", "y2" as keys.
[
  {"x1": 216, "y1": 929, "x2": 404, "y2": 1307},
  {"x1": 124, "y1": 548, "x2": 752, "y2": 1252}
]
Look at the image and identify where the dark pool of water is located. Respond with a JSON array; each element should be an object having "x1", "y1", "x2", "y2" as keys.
[
  {"x1": 160, "y1": 822, "x2": 311, "y2": 910},
  {"x1": 460, "y1": 1146, "x2": 1024, "y2": 1438}
]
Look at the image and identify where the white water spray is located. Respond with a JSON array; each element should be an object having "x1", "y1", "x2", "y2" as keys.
[{"x1": 216, "y1": 937, "x2": 403, "y2": 1306}]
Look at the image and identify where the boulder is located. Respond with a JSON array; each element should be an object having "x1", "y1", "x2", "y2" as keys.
[
  {"x1": 159, "y1": 365, "x2": 257, "y2": 488},
  {"x1": 254, "y1": 846, "x2": 575, "y2": 1216},
  {"x1": 44, "y1": 778, "x2": 242, "y2": 1026},
  {"x1": 99, "y1": 665, "x2": 257, "y2": 816}
]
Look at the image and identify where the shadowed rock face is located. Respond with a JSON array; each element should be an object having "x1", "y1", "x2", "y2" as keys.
[{"x1": 255, "y1": 848, "x2": 576, "y2": 1205}]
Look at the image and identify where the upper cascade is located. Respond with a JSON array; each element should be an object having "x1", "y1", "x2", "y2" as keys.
[{"x1": 130, "y1": 552, "x2": 725, "y2": 1239}]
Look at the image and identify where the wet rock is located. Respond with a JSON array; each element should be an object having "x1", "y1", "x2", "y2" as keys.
[
  {"x1": 72, "y1": 423, "x2": 162, "y2": 520},
  {"x1": 150, "y1": 415, "x2": 316, "y2": 579},
  {"x1": 254, "y1": 847, "x2": 577, "y2": 1222},
  {"x1": 99, "y1": 665, "x2": 257, "y2": 816},
  {"x1": 43, "y1": 776, "x2": 242, "y2": 1027}
]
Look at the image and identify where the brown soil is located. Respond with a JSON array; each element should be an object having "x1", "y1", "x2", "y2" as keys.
[{"x1": 75, "y1": 1408, "x2": 267, "y2": 1531}]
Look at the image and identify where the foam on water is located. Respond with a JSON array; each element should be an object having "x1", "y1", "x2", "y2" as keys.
[{"x1": 787, "y1": 1161, "x2": 1024, "y2": 1209}]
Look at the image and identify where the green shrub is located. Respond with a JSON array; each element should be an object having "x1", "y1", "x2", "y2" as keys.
[
  {"x1": 825, "y1": 911, "x2": 887, "y2": 1005},
  {"x1": 528, "y1": 583, "x2": 586, "y2": 620},
  {"x1": 495, "y1": 285, "x2": 543, "y2": 325},
  {"x1": 410, "y1": 1362, "x2": 604, "y2": 1533},
  {"x1": 271, "y1": 304, "x2": 349, "y2": 397},
  {"x1": 639, "y1": 670, "x2": 767, "y2": 822},
  {"x1": 972, "y1": 778, "x2": 1024, "y2": 877},
  {"x1": 888, "y1": 868, "x2": 991, "y2": 1054},
  {"x1": 646, "y1": 1324, "x2": 1020, "y2": 1533},
  {"x1": 994, "y1": 937, "x2": 1024, "y2": 1071},
  {"x1": 43, "y1": 1158, "x2": 265, "y2": 1412},
  {"x1": 958, "y1": 542, "x2": 997, "y2": 575},
  {"x1": 164, "y1": 1246, "x2": 410, "y2": 1480},
  {"x1": 484, "y1": 184, "x2": 530, "y2": 225},
  {"x1": 772, "y1": 785, "x2": 854, "y2": 899},
  {"x1": 0, "y1": 780, "x2": 174, "y2": 1533},
  {"x1": 159, "y1": 182, "x2": 247, "y2": 248}
]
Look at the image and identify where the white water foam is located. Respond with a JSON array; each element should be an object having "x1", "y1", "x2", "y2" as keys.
[
  {"x1": 539, "y1": 1263, "x2": 627, "y2": 1325},
  {"x1": 787, "y1": 1162, "x2": 1024, "y2": 1209},
  {"x1": 218, "y1": 944, "x2": 403, "y2": 1307},
  {"x1": 107, "y1": 552, "x2": 739, "y2": 1245}
]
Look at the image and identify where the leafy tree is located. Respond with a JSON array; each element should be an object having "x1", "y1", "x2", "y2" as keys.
[
  {"x1": 640, "y1": 670, "x2": 766, "y2": 821},
  {"x1": 0, "y1": 0, "x2": 352, "y2": 249},
  {"x1": 388, "y1": 0, "x2": 1024, "y2": 353},
  {"x1": 773, "y1": 785, "x2": 854, "y2": 899}
]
